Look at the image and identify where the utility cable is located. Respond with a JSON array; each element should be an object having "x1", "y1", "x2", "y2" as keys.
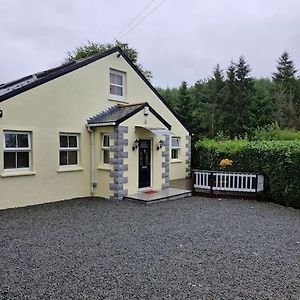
[
  {"x1": 114, "y1": 0, "x2": 157, "y2": 39},
  {"x1": 116, "y1": 0, "x2": 168, "y2": 39}
]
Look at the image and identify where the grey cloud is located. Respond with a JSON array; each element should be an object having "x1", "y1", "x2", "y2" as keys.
[{"x1": 0, "y1": 0, "x2": 299, "y2": 87}]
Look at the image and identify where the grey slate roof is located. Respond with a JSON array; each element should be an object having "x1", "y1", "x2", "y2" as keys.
[{"x1": 87, "y1": 103, "x2": 147, "y2": 125}]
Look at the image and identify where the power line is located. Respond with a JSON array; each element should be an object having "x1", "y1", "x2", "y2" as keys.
[
  {"x1": 116, "y1": 0, "x2": 168, "y2": 39},
  {"x1": 114, "y1": 0, "x2": 157, "y2": 40}
]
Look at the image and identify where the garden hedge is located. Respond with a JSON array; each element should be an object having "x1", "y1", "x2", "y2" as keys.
[{"x1": 194, "y1": 140, "x2": 300, "y2": 209}]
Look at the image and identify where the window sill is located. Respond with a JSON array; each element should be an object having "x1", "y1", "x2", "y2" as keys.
[
  {"x1": 97, "y1": 165, "x2": 112, "y2": 171},
  {"x1": 171, "y1": 159, "x2": 183, "y2": 164},
  {"x1": 57, "y1": 166, "x2": 84, "y2": 173},
  {"x1": 108, "y1": 98, "x2": 129, "y2": 104},
  {"x1": 1, "y1": 170, "x2": 36, "y2": 178}
]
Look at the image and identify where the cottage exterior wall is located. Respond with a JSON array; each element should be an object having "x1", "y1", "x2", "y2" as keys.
[{"x1": 0, "y1": 51, "x2": 190, "y2": 209}]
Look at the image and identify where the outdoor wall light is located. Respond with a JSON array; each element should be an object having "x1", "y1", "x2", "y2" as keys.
[
  {"x1": 143, "y1": 106, "x2": 149, "y2": 116},
  {"x1": 132, "y1": 139, "x2": 139, "y2": 151},
  {"x1": 156, "y1": 140, "x2": 163, "y2": 150}
]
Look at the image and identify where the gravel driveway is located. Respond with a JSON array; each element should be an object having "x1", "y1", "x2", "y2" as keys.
[{"x1": 0, "y1": 197, "x2": 299, "y2": 300}]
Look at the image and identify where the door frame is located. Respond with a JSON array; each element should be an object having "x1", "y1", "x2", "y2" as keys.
[{"x1": 137, "y1": 138, "x2": 153, "y2": 191}]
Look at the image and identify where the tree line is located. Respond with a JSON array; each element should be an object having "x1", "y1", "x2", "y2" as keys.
[{"x1": 157, "y1": 52, "x2": 300, "y2": 139}]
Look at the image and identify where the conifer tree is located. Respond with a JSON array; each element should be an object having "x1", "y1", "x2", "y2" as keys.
[
  {"x1": 220, "y1": 57, "x2": 255, "y2": 136},
  {"x1": 272, "y1": 52, "x2": 299, "y2": 129},
  {"x1": 219, "y1": 62, "x2": 237, "y2": 136},
  {"x1": 272, "y1": 51, "x2": 297, "y2": 91},
  {"x1": 176, "y1": 81, "x2": 194, "y2": 132},
  {"x1": 206, "y1": 64, "x2": 225, "y2": 137}
]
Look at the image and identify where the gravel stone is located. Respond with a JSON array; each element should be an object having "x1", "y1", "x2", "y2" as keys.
[{"x1": 0, "y1": 197, "x2": 299, "y2": 299}]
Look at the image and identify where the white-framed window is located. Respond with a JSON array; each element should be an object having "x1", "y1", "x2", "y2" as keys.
[
  {"x1": 109, "y1": 69, "x2": 126, "y2": 101},
  {"x1": 171, "y1": 137, "x2": 180, "y2": 160},
  {"x1": 102, "y1": 133, "x2": 110, "y2": 164},
  {"x1": 3, "y1": 131, "x2": 31, "y2": 170},
  {"x1": 59, "y1": 133, "x2": 80, "y2": 166}
]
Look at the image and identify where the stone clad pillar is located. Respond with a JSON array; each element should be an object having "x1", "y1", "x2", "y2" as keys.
[
  {"x1": 161, "y1": 134, "x2": 170, "y2": 189},
  {"x1": 186, "y1": 135, "x2": 191, "y2": 177},
  {"x1": 109, "y1": 126, "x2": 128, "y2": 200}
]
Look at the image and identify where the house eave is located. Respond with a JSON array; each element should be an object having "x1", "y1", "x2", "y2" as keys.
[{"x1": 87, "y1": 122, "x2": 116, "y2": 127}]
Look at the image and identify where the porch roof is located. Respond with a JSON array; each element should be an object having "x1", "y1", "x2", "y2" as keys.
[{"x1": 87, "y1": 102, "x2": 171, "y2": 129}]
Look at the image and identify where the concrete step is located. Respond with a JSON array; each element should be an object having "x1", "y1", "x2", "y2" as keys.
[{"x1": 124, "y1": 188, "x2": 192, "y2": 204}]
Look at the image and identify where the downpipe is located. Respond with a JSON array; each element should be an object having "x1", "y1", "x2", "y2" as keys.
[{"x1": 86, "y1": 124, "x2": 96, "y2": 195}]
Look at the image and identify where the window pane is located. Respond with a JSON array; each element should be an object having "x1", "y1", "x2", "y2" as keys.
[
  {"x1": 5, "y1": 133, "x2": 16, "y2": 148},
  {"x1": 103, "y1": 135, "x2": 109, "y2": 147},
  {"x1": 17, "y1": 134, "x2": 29, "y2": 148},
  {"x1": 17, "y1": 152, "x2": 29, "y2": 168},
  {"x1": 68, "y1": 151, "x2": 78, "y2": 165},
  {"x1": 110, "y1": 73, "x2": 123, "y2": 85},
  {"x1": 4, "y1": 152, "x2": 16, "y2": 169},
  {"x1": 60, "y1": 135, "x2": 68, "y2": 148},
  {"x1": 60, "y1": 151, "x2": 68, "y2": 165},
  {"x1": 110, "y1": 85, "x2": 123, "y2": 96},
  {"x1": 69, "y1": 136, "x2": 77, "y2": 148},
  {"x1": 172, "y1": 138, "x2": 180, "y2": 148},
  {"x1": 171, "y1": 149, "x2": 178, "y2": 159},
  {"x1": 103, "y1": 149, "x2": 110, "y2": 164}
]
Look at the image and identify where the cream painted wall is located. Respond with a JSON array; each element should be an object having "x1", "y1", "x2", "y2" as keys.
[
  {"x1": 0, "y1": 51, "x2": 189, "y2": 209},
  {"x1": 93, "y1": 126, "x2": 114, "y2": 199}
]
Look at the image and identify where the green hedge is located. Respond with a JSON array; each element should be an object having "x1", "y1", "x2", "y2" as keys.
[{"x1": 194, "y1": 140, "x2": 300, "y2": 208}]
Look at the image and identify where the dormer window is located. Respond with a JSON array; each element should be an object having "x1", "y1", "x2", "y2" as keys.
[{"x1": 110, "y1": 69, "x2": 126, "y2": 101}]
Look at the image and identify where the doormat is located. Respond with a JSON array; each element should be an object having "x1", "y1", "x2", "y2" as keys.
[{"x1": 144, "y1": 190, "x2": 157, "y2": 194}]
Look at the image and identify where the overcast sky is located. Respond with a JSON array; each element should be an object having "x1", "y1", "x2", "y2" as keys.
[{"x1": 1, "y1": 0, "x2": 299, "y2": 87}]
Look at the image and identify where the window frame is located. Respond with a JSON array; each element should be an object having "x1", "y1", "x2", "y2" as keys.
[
  {"x1": 3, "y1": 131, "x2": 32, "y2": 172},
  {"x1": 171, "y1": 137, "x2": 181, "y2": 160},
  {"x1": 109, "y1": 69, "x2": 126, "y2": 101},
  {"x1": 59, "y1": 133, "x2": 80, "y2": 167},
  {"x1": 101, "y1": 133, "x2": 110, "y2": 165}
]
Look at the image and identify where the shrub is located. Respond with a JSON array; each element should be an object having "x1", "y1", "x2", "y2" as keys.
[
  {"x1": 252, "y1": 123, "x2": 300, "y2": 141},
  {"x1": 194, "y1": 139, "x2": 300, "y2": 208}
]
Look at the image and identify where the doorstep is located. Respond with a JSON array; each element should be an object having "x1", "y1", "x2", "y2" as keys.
[{"x1": 124, "y1": 187, "x2": 192, "y2": 204}]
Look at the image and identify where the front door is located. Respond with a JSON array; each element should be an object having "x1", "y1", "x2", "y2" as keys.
[{"x1": 138, "y1": 139, "x2": 151, "y2": 189}]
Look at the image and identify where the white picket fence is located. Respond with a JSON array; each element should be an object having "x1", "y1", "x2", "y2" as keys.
[{"x1": 194, "y1": 170, "x2": 264, "y2": 193}]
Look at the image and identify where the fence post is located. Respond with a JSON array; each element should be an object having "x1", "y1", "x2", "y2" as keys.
[
  {"x1": 255, "y1": 174, "x2": 258, "y2": 195},
  {"x1": 210, "y1": 171, "x2": 214, "y2": 195}
]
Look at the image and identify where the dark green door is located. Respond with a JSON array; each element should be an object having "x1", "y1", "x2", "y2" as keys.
[{"x1": 138, "y1": 140, "x2": 151, "y2": 188}]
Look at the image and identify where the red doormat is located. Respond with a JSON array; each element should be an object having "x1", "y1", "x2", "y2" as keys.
[{"x1": 144, "y1": 190, "x2": 157, "y2": 194}]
